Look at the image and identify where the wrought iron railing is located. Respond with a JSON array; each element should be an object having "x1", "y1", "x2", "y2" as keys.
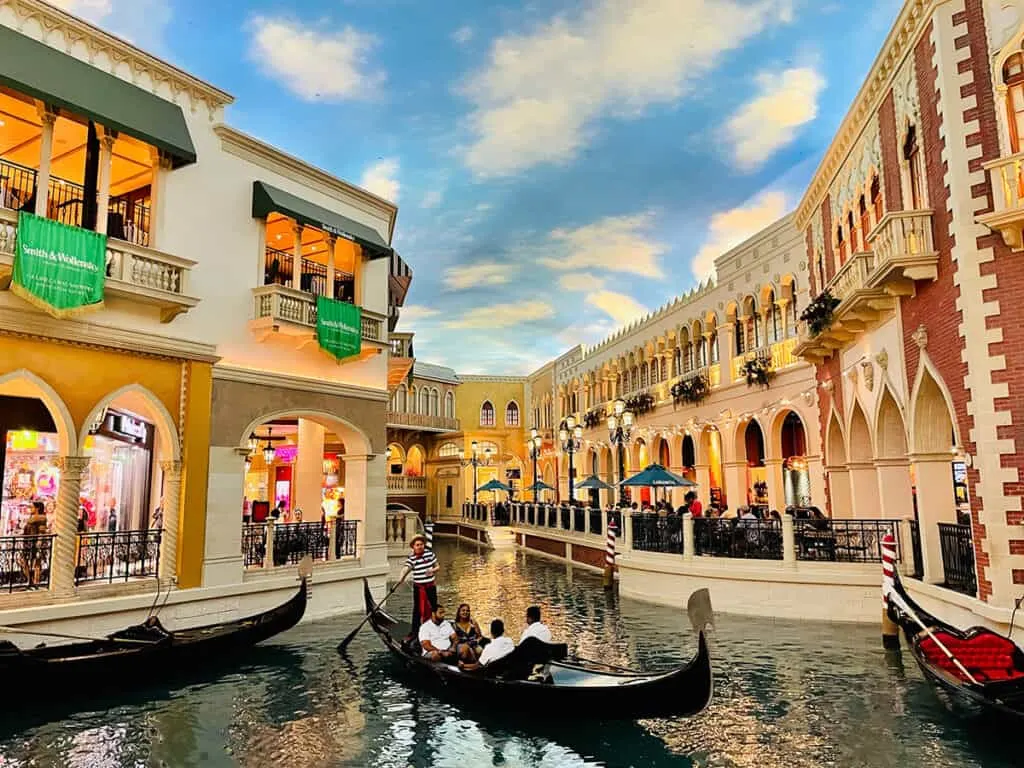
[
  {"x1": 908, "y1": 519, "x2": 924, "y2": 579},
  {"x1": 573, "y1": 507, "x2": 586, "y2": 533},
  {"x1": 560, "y1": 506, "x2": 571, "y2": 531},
  {"x1": 631, "y1": 514, "x2": 684, "y2": 554},
  {"x1": 694, "y1": 518, "x2": 783, "y2": 560},
  {"x1": 76, "y1": 529, "x2": 161, "y2": 585},
  {"x1": 0, "y1": 534, "x2": 55, "y2": 593},
  {"x1": 938, "y1": 522, "x2": 976, "y2": 596},
  {"x1": 794, "y1": 519, "x2": 899, "y2": 563},
  {"x1": 273, "y1": 522, "x2": 329, "y2": 566},
  {"x1": 242, "y1": 523, "x2": 267, "y2": 568},
  {"x1": 462, "y1": 503, "x2": 488, "y2": 522},
  {"x1": 493, "y1": 504, "x2": 511, "y2": 526},
  {"x1": 335, "y1": 520, "x2": 359, "y2": 559},
  {"x1": 589, "y1": 507, "x2": 602, "y2": 535}
]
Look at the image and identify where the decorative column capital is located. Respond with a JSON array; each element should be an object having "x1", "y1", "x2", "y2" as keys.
[
  {"x1": 57, "y1": 455, "x2": 91, "y2": 474},
  {"x1": 36, "y1": 103, "x2": 58, "y2": 127},
  {"x1": 160, "y1": 459, "x2": 183, "y2": 477}
]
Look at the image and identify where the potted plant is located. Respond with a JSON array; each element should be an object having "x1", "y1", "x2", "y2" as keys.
[
  {"x1": 671, "y1": 374, "x2": 708, "y2": 407},
  {"x1": 582, "y1": 408, "x2": 604, "y2": 430},
  {"x1": 740, "y1": 357, "x2": 773, "y2": 389},
  {"x1": 800, "y1": 290, "x2": 841, "y2": 337}
]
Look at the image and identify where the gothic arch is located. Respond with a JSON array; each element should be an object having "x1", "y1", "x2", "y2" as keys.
[
  {"x1": 0, "y1": 369, "x2": 77, "y2": 455},
  {"x1": 875, "y1": 386, "x2": 909, "y2": 458},
  {"x1": 847, "y1": 399, "x2": 874, "y2": 462},
  {"x1": 80, "y1": 383, "x2": 181, "y2": 461},
  {"x1": 826, "y1": 409, "x2": 847, "y2": 466}
]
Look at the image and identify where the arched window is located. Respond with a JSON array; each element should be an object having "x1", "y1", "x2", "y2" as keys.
[
  {"x1": 430, "y1": 388, "x2": 440, "y2": 416},
  {"x1": 444, "y1": 391, "x2": 455, "y2": 418},
  {"x1": 859, "y1": 195, "x2": 871, "y2": 247},
  {"x1": 836, "y1": 224, "x2": 847, "y2": 265},
  {"x1": 420, "y1": 388, "x2": 430, "y2": 414},
  {"x1": 660, "y1": 356, "x2": 668, "y2": 381},
  {"x1": 709, "y1": 330, "x2": 719, "y2": 362},
  {"x1": 438, "y1": 442, "x2": 460, "y2": 458},
  {"x1": 505, "y1": 401, "x2": 520, "y2": 427},
  {"x1": 848, "y1": 210, "x2": 858, "y2": 254},
  {"x1": 904, "y1": 126, "x2": 924, "y2": 209},
  {"x1": 640, "y1": 364, "x2": 649, "y2": 389},
  {"x1": 480, "y1": 400, "x2": 495, "y2": 427},
  {"x1": 650, "y1": 360, "x2": 658, "y2": 385},
  {"x1": 673, "y1": 347, "x2": 681, "y2": 377},
  {"x1": 631, "y1": 367, "x2": 639, "y2": 391},
  {"x1": 1004, "y1": 52, "x2": 1024, "y2": 153},
  {"x1": 409, "y1": 386, "x2": 418, "y2": 414},
  {"x1": 871, "y1": 176, "x2": 883, "y2": 223},
  {"x1": 396, "y1": 385, "x2": 407, "y2": 412},
  {"x1": 765, "y1": 291, "x2": 779, "y2": 343}
]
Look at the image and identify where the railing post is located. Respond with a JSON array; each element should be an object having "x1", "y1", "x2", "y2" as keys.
[
  {"x1": 683, "y1": 512, "x2": 695, "y2": 560},
  {"x1": 782, "y1": 513, "x2": 796, "y2": 564},
  {"x1": 898, "y1": 517, "x2": 915, "y2": 577},
  {"x1": 624, "y1": 512, "x2": 634, "y2": 552},
  {"x1": 601, "y1": 506, "x2": 609, "y2": 539},
  {"x1": 327, "y1": 519, "x2": 337, "y2": 560},
  {"x1": 265, "y1": 519, "x2": 277, "y2": 568}
]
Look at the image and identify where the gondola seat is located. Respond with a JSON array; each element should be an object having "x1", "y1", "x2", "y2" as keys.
[
  {"x1": 918, "y1": 630, "x2": 1024, "y2": 683},
  {"x1": 482, "y1": 637, "x2": 568, "y2": 681}
]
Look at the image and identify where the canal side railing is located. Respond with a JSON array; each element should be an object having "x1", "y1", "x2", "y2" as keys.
[
  {"x1": 241, "y1": 520, "x2": 360, "y2": 569},
  {"x1": 937, "y1": 522, "x2": 977, "y2": 596},
  {"x1": 0, "y1": 534, "x2": 55, "y2": 593},
  {"x1": 76, "y1": 530, "x2": 161, "y2": 585}
]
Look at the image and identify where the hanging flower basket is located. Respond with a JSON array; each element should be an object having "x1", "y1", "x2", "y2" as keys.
[
  {"x1": 671, "y1": 374, "x2": 708, "y2": 407},
  {"x1": 740, "y1": 357, "x2": 773, "y2": 389},
  {"x1": 799, "y1": 290, "x2": 841, "y2": 337},
  {"x1": 625, "y1": 392, "x2": 656, "y2": 416},
  {"x1": 582, "y1": 408, "x2": 604, "y2": 430}
]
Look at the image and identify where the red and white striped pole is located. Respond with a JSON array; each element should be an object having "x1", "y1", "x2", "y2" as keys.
[
  {"x1": 603, "y1": 519, "x2": 617, "y2": 590},
  {"x1": 881, "y1": 531, "x2": 900, "y2": 649}
]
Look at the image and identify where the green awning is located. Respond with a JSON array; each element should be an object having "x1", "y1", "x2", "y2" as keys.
[
  {"x1": 252, "y1": 181, "x2": 391, "y2": 259},
  {"x1": 0, "y1": 26, "x2": 196, "y2": 167}
]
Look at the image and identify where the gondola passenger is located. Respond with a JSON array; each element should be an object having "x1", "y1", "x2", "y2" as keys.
[
  {"x1": 419, "y1": 605, "x2": 458, "y2": 662},
  {"x1": 520, "y1": 605, "x2": 552, "y2": 643},
  {"x1": 401, "y1": 534, "x2": 439, "y2": 632},
  {"x1": 453, "y1": 603, "x2": 483, "y2": 662},
  {"x1": 459, "y1": 619, "x2": 515, "y2": 671}
]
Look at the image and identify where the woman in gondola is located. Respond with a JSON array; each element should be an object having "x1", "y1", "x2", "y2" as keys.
[{"x1": 453, "y1": 603, "x2": 484, "y2": 662}]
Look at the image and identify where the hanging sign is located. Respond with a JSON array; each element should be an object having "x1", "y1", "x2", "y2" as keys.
[
  {"x1": 316, "y1": 295, "x2": 362, "y2": 360},
  {"x1": 11, "y1": 212, "x2": 106, "y2": 317}
]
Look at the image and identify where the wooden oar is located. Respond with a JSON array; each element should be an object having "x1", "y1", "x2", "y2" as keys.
[
  {"x1": 337, "y1": 571, "x2": 409, "y2": 652},
  {"x1": 0, "y1": 625, "x2": 159, "y2": 646},
  {"x1": 886, "y1": 589, "x2": 979, "y2": 685}
]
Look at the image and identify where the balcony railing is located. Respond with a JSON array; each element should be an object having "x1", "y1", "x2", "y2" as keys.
[
  {"x1": 243, "y1": 519, "x2": 358, "y2": 568},
  {"x1": 731, "y1": 345, "x2": 772, "y2": 382},
  {"x1": 385, "y1": 409, "x2": 460, "y2": 432},
  {"x1": 0, "y1": 208, "x2": 198, "y2": 322},
  {"x1": 264, "y1": 246, "x2": 355, "y2": 301},
  {"x1": 0, "y1": 534, "x2": 55, "y2": 593},
  {"x1": 830, "y1": 250, "x2": 876, "y2": 302},
  {"x1": 386, "y1": 510, "x2": 423, "y2": 546},
  {"x1": 694, "y1": 518, "x2": 783, "y2": 560},
  {"x1": 252, "y1": 283, "x2": 386, "y2": 344},
  {"x1": 938, "y1": 522, "x2": 977, "y2": 596},
  {"x1": 979, "y1": 152, "x2": 1024, "y2": 250},
  {"x1": 794, "y1": 519, "x2": 899, "y2": 563},
  {"x1": 76, "y1": 529, "x2": 161, "y2": 585},
  {"x1": 867, "y1": 210, "x2": 938, "y2": 289},
  {"x1": 242, "y1": 523, "x2": 267, "y2": 568},
  {"x1": 335, "y1": 520, "x2": 359, "y2": 559},
  {"x1": 387, "y1": 475, "x2": 427, "y2": 493}
]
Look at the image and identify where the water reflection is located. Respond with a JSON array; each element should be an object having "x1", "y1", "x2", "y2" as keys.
[{"x1": 0, "y1": 539, "x2": 1019, "y2": 767}]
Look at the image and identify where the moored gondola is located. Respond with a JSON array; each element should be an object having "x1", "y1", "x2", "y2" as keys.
[
  {"x1": 885, "y1": 566, "x2": 1024, "y2": 720},
  {"x1": 0, "y1": 563, "x2": 309, "y2": 702},
  {"x1": 359, "y1": 579, "x2": 714, "y2": 720}
]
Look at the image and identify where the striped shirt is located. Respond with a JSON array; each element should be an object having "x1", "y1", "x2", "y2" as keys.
[{"x1": 406, "y1": 550, "x2": 438, "y2": 584}]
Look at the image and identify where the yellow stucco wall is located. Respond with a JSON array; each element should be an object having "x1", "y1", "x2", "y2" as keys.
[{"x1": 177, "y1": 361, "x2": 212, "y2": 589}]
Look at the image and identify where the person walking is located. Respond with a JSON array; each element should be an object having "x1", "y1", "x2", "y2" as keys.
[{"x1": 401, "y1": 534, "x2": 439, "y2": 634}]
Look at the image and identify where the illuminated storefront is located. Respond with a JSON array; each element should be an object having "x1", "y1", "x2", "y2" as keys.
[{"x1": 82, "y1": 408, "x2": 156, "y2": 532}]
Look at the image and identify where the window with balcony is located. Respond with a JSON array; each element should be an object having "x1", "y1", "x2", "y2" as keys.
[
  {"x1": 1004, "y1": 52, "x2": 1024, "y2": 153},
  {"x1": 871, "y1": 176, "x2": 883, "y2": 227},
  {"x1": 640, "y1": 365, "x2": 649, "y2": 388},
  {"x1": 505, "y1": 401, "x2": 520, "y2": 427},
  {"x1": 420, "y1": 389, "x2": 430, "y2": 414},
  {"x1": 445, "y1": 391, "x2": 455, "y2": 418},
  {"x1": 904, "y1": 126, "x2": 925, "y2": 209},
  {"x1": 263, "y1": 216, "x2": 358, "y2": 302},
  {"x1": 673, "y1": 348, "x2": 681, "y2": 377},
  {"x1": 836, "y1": 224, "x2": 848, "y2": 265},
  {"x1": 859, "y1": 195, "x2": 871, "y2": 247},
  {"x1": 480, "y1": 401, "x2": 495, "y2": 427},
  {"x1": 709, "y1": 330, "x2": 720, "y2": 362},
  {"x1": 848, "y1": 210, "x2": 859, "y2": 254},
  {"x1": 396, "y1": 385, "x2": 407, "y2": 412},
  {"x1": 430, "y1": 389, "x2": 440, "y2": 416},
  {"x1": 765, "y1": 291, "x2": 780, "y2": 343}
]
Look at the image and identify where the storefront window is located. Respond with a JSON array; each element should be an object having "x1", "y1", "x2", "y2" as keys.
[
  {"x1": 81, "y1": 409, "x2": 154, "y2": 533},
  {"x1": 2, "y1": 430, "x2": 60, "y2": 536}
]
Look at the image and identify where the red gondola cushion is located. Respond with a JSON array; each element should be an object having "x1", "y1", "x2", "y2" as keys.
[{"x1": 918, "y1": 630, "x2": 1024, "y2": 683}]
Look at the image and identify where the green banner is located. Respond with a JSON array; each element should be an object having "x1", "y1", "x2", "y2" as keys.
[
  {"x1": 317, "y1": 296, "x2": 362, "y2": 360},
  {"x1": 12, "y1": 212, "x2": 106, "y2": 317}
]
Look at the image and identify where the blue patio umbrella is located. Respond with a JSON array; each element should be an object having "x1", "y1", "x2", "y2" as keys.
[
  {"x1": 525, "y1": 480, "x2": 556, "y2": 492},
  {"x1": 575, "y1": 474, "x2": 615, "y2": 491},
  {"x1": 619, "y1": 464, "x2": 697, "y2": 488},
  {"x1": 477, "y1": 478, "x2": 514, "y2": 494}
]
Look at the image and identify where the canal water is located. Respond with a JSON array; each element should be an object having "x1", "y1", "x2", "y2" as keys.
[{"x1": 0, "y1": 539, "x2": 1018, "y2": 767}]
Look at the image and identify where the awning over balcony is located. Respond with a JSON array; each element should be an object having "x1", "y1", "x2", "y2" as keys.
[
  {"x1": 0, "y1": 26, "x2": 196, "y2": 167},
  {"x1": 252, "y1": 181, "x2": 391, "y2": 259}
]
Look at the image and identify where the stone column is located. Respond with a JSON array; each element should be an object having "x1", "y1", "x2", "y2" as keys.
[
  {"x1": 765, "y1": 457, "x2": 785, "y2": 512},
  {"x1": 874, "y1": 458, "x2": 915, "y2": 520},
  {"x1": 291, "y1": 223, "x2": 304, "y2": 290},
  {"x1": 343, "y1": 453, "x2": 387, "y2": 568},
  {"x1": 95, "y1": 128, "x2": 117, "y2": 235},
  {"x1": 51, "y1": 456, "x2": 90, "y2": 595},
  {"x1": 723, "y1": 460, "x2": 747, "y2": 512},
  {"x1": 294, "y1": 419, "x2": 326, "y2": 521},
  {"x1": 624, "y1": 512, "x2": 634, "y2": 551},
  {"x1": 721, "y1": 322, "x2": 737, "y2": 384},
  {"x1": 777, "y1": 299, "x2": 791, "y2": 341},
  {"x1": 34, "y1": 104, "x2": 57, "y2": 218},
  {"x1": 911, "y1": 454, "x2": 958, "y2": 584},
  {"x1": 847, "y1": 461, "x2": 879, "y2": 520},
  {"x1": 324, "y1": 235, "x2": 337, "y2": 298},
  {"x1": 158, "y1": 460, "x2": 182, "y2": 583},
  {"x1": 148, "y1": 149, "x2": 173, "y2": 250},
  {"x1": 782, "y1": 513, "x2": 796, "y2": 564},
  {"x1": 682, "y1": 512, "x2": 695, "y2": 560}
]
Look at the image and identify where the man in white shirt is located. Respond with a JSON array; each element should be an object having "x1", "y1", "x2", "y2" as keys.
[
  {"x1": 459, "y1": 619, "x2": 515, "y2": 671},
  {"x1": 418, "y1": 605, "x2": 457, "y2": 662},
  {"x1": 520, "y1": 605, "x2": 552, "y2": 644}
]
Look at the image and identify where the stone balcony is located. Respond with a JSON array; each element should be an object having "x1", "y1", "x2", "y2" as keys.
[
  {"x1": 978, "y1": 152, "x2": 1024, "y2": 250},
  {"x1": 386, "y1": 475, "x2": 427, "y2": 494},
  {"x1": 0, "y1": 208, "x2": 199, "y2": 322},
  {"x1": 250, "y1": 283, "x2": 387, "y2": 353},
  {"x1": 385, "y1": 409, "x2": 460, "y2": 433}
]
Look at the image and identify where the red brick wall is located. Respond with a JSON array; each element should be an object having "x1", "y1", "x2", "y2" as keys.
[
  {"x1": 878, "y1": 90, "x2": 904, "y2": 212},
  {"x1": 822, "y1": 197, "x2": 836, "y2": 282},
  {"x1": 806, "y1": 226, "x2": 817, "y2": 296},
  {"x1": 524, "y1": 535, "x2": 566, "y2": 558}
]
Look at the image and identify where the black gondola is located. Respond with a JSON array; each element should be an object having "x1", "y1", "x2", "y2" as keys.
[
  {"x1": 0, "y1": 574, "x2": 308, "y2": 699},
  {"x1": 886, "y1": 568, "x2": 1024, "y2": 719},
  {"x1": 359, "y1": 579, "x2": 714, "y2": 720}
]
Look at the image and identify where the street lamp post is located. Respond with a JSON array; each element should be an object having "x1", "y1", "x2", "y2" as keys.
[
  {"x1": 461, "y1": 440, "x2": 493, "y2": 505},
  {"x1": 607, "y1": 398, "x2": 634, "y2": 505},
  {"x1": 559, "y1": 416, "x2": 583, "y2": 503},
  {"x1": 528, "y1": 428, "x2": 543, "y2": 501}
]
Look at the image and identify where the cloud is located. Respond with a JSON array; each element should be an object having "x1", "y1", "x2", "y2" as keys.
[
  {"x1": 727, "y1": 67, "x2": 826, "y2": 170},
  {"x1": 444, "y1": 300, "x2": 555, "y2": 329},
  {"x1": 558, "y1": 274, "x2": 605, "y2": 293},
  {"x1": 540, "y1": 213, "x2": 666, "y2": 278},
  {"x1": 249, "y1": 16, "x2": 385, "y2": 101},
  {"x1": 461, "y1": 0, "x2": 793, "y2": 177},
  {"x1": 397, "y1": 305, "x2": 440, "y2": 327},
  {"x1": 586, "y1": 290, "x2": 649, "y2": 326},
  {"x1": 360, "y1": 158, "x2": 400, "y2": 202},
  {"x1": 452, "y1": 25, "x2": 474, "y2": 45},
  {"x1": 443, "y1": 261, "x2": 512, "y2": 291},
  {"x1": 692, "y1": 191, "x2": 790, "y2": 280},
  {"x1": 421, "y1": 189, "x2": 443, "y2": 208},
  {"x1": 49, "y1": 0, "x2": 171, "y2": 51}
]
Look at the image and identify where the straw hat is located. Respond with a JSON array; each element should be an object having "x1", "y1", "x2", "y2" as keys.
[{"x1": 409, "y1": 534, "x2": 426, "y2": 547}]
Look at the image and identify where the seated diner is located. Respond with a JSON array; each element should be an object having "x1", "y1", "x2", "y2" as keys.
[
  {"x1": 520, "y1": 606, "x2": 552, "y2": 644},
  {"x1": 459, "y1": 619, "x2": 516, "y2": 671},
  {"x1": 418, "y1": 606, "x2": 458, "y2": 662}
]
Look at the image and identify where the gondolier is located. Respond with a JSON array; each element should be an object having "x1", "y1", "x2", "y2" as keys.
[{"x1": 401, "y1": 534, "x2": 439, "y2": 633}]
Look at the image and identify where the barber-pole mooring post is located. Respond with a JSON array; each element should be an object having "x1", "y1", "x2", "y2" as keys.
[
  {"x1": 425, "y1": 521, "x2": 434, "y2": 551},
  {"x1": 604, "y1": 520, "x2": 617, "y2": 590},
  {"x1": 881, "y1": 531, "x2": 900, "y2": 649}
]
